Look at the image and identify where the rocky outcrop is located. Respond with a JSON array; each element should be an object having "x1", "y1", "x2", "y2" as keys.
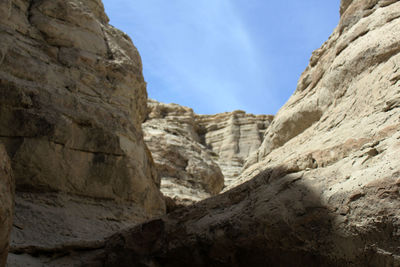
[
  {"x1": 0, "y1": 144, "x2": 14, "y2": 267},
  {"x1": 143, "y1": 100, "x2": 272, "y2": 204},
  {"x1": 0, "y1": 0, "x2": 165, "y2": 265},
  {"x1": 143, "y1": 100, "x2": 224, "y2": 205},
  {"x1": 242, "y1": 0, "x2": 400, "y2": 185},
  {"x1": 197, "y1": 111, "x2": 273, "y2": 186},
  {"x1": 0, "y1": 0, "x2": 164, "y2": 212},
  {"x1": 98, "y1": 1, "x2": 400, "y2": 266}
]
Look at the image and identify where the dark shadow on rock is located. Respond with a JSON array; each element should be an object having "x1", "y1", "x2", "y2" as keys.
[{"x1": 99, "y1": 165, "x2": 349, "y2": 267}]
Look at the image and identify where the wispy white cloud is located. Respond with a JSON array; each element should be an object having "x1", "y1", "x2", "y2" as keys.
[
  {"x1": 104, "y1": 0, "x2": 266, "y2": 114},
  {"x1": 103, "y1": 0, "x2": 340, "y2": 114}
]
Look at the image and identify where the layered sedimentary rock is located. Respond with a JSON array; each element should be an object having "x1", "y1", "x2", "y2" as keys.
[
  {"x1": 143, "y1": 100, "x2": 224, "y2": 205},
  {"x1": 0, "y1": 0, "x2": 164, "y2": 265},
  {"x1": 100, "y1": 1, "x2": 400, "y2": 266},
  {"x1": 143, "y1": 100, "x2": 272, "y2": 203},
  {"x1": 0, "y1": 144, "x2": 14, "y2": 267},
  {"x1": 197, "y1": 111, "x2": 273, "y2": 186}
]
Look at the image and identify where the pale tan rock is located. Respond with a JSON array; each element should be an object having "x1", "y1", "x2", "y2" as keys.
[
  {"x1": 0, "y1": 144, "x2": 13, "y2": 267},
  {"x1": 143, "y1": 100, "x2": 272, "y2": 204},
  {"x1": 143, "y1": 100, "x2": 224, "y2": 205},
  {"x1": 0, "y1": 1, "x2": 164, "y2": 265},
  {"x1": 245, "y1": 0, "x2": 400, "y2": 176},
  {"x1": 0, "y1": 0, "x2": 164, "y2": 212},
  {"x1": 100, "y1": 1, "x2": 400, "y2": 266},
  {"x1": 197, "y1": 111, "x2": 273, "y2": 187}
]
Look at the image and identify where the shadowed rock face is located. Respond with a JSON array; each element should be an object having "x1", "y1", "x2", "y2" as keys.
[
  {"x1": 0, "y1": 144, "x2": 14, "y2": 267},
  {"x1": 98, "y1": 0, "x2": 400, "y2": 266}
]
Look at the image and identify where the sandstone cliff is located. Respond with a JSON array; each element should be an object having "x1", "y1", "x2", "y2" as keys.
[
  {"x1": 197, "y1": 111, "x2": 273, "y2": 186},
  {"x1": 2, "y1": 0, "x2": 400, "y2": 266},
  {"x1": 143, "y1": 99, "x2": 224, "y2": 205},
  {"x1": 99, "y1": 1, "x2": 400, "y2": 266},
  {"x1": 143, "y1": 100, "x2": 273, "y2": 204},
  {"x1": 0, "y1": 0, "x2": 165, "y2": 265}
]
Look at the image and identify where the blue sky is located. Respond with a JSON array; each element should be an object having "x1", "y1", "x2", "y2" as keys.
[{"x1": 102, "y1": 1, "x2": 340, "y2": 115}]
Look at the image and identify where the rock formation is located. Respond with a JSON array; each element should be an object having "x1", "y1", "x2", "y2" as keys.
[
  {"x1": 0, "y1": 0, "x2": 164, "y2": 265},
  {"x1": 1, "y1": 0, "x2": 400, "y2": 266},
  {"x1": 0, "y1": 144, "x2": 14, "y2": 267},
  {"x1": 143, "y1": 100, "x2": 273, "y2": 204},
  {"x1": 197, "y1": 111, "x2": 273, "y2": 186},
  {"x1": 99, "y1": 0, "x2": 400, "y2": 266},
  {"x1": 143, "y1": 100, "x2": 224, "y2": 205},
  {"x1": 0, "y1": 0, "x2": 164, "y2": 211}
]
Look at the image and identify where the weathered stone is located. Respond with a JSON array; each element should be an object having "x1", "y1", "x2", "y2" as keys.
[
  {"x1": 99, "y1": 0, "x2": 400, "y2": 266},
  {"x1": 0, "y1": 0, "x2": 164, "y2": 211},
  {"x1": 197, "y1": 111, "x2": 273, "y2": 187},
  {"x1": 0, "y1": 0, "x2": 164, "y2": 265},
  {"x1": 0, "y1": 144, "x2": 14, "y2": 267},
  {"x1": 143, "y1": 100, "x2": 272, "y2": 204},
  {"x1": 143, "y1": 100, "x2": 224, "y2": 205},
  {"x1": 3, "y1": 0, "x2": 400, "y2": 265}
]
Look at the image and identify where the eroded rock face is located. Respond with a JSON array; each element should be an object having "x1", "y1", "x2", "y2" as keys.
[
  {"x1": 0, "y1": 0, "x2": 164, "y2": 211},
  {"x1": 197, "y1": 111, "x2": 273, "y2": 187},
  {"x1": 0, "y1": 0, "x2": 164, "y2": 265},
  {"x1": 0, "y1": 144, "x2": 14, "y2": 267},
  {"x1": 247, "y1": 0, "x2": 400, "y2": 168},
  {"x1": 143, "y1": 100, "x2": 224, "y2": 205},
  {"x1": 100, "y1": 1, "x2": 400, "y2": 266},
  {"x1": 143, "y1": 100, "x2": 272, "y2": 204}
]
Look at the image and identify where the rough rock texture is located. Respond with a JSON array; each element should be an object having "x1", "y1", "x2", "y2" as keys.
[
  {"x1": 143, "y1": 100, "x2": 224, "y2": 205},
  {"x1": 0, "y1": 144, "x2": 14, "y2": 267},
  {"x1": 7, "y1": 192, "x2": 159, "y2": 267},
  {"x1": 98, "y1": 1, "x2": 400, "y2": 266},
  {"x1": 0, "y1": 0, "x2": 165, "y2": 265},
  {"x1": 143, "y1": 100, "x2": 272, "y2": 204},
  {"x1": 242, "y1": 0, "x2": 400, "y2": 184},
  {"x1": 0, "y1": 0, "x2": 164, "y2": 212},
  {"x1": 197, "y1": 111, "x2": 273, "y2": 186}
]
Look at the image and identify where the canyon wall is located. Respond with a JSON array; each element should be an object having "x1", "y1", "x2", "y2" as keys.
[
  {"x1": 0, "y1": 0, "x2": 164, "y2": 265},
  {"x1": 197, "y1": 111, "x2": 273, "y2": 186},
  {"x1": 0, "y1": 0, "x2": 164, "y2": 211},
  {"x1": 143, "y1": 100, "x2": 224, "y2": 205},
  {"x1": 1, "y1": 0, "x2": 400, "y2": 266},
  {"x1": 101, "y1": 0, "x2": 400, "y2": 266},
  {"x1": 143, "y1": 100, "x2": 272, "y2": 204}
]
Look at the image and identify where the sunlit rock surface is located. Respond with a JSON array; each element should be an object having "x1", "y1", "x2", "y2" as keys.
[
  {"x1": 143, "y1": 100, "x2": 272, "y2": 204},
  {"x1": 100, "y1": 1, "x2": 400, "y2": 266},
  {"x1": 0, "y1": 0, "x2": 165, "y2": 265}
]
